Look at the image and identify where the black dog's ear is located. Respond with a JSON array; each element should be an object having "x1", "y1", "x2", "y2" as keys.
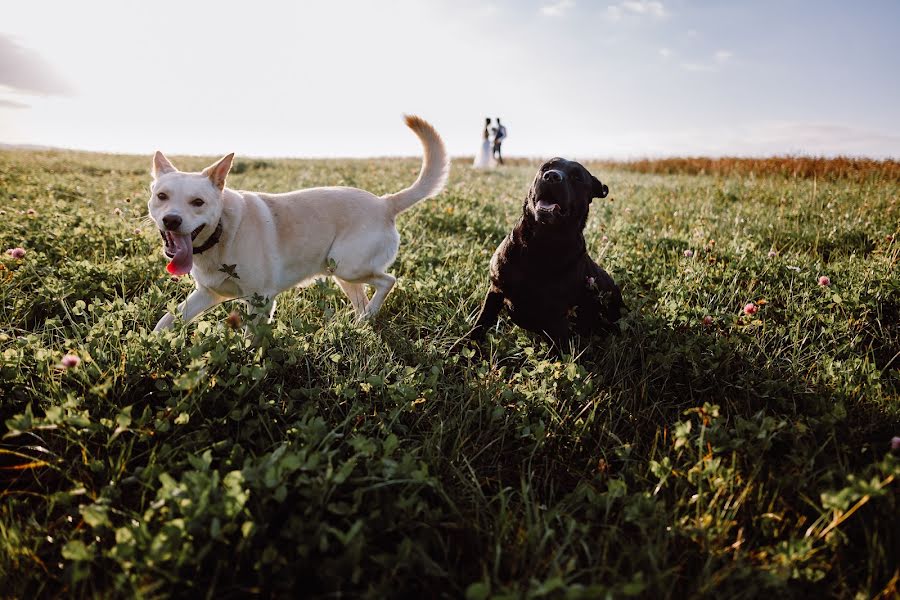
[{"x1": 591, "y1": 176, "x2": 609, "y2": 199}]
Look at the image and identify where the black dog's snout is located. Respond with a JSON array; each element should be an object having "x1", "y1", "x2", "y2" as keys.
[
  {"x1": 542, "y1": 169, "x2": 565, "y2": 183},
  {"x1": 162, "y1": 215, "x2": 182, "y2": 231}
]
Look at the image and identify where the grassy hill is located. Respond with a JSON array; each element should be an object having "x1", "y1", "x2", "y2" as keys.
[{"x1": 1, "y1": 149, "x2": 898, "y2": 598}]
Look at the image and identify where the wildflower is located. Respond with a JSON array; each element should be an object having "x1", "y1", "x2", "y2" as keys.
[
  {"x1": 702, "y1": 315, "x2": 713, "y2": 326},
  {"x1": 26, "y1": 208, "x2": 37, "y2": 216},
  {"x1": 113, "y1": 207, "x2": 122, "y2": 216},
  {"x1": 60, "y1": 354, "x2": 81, "y2": 369},
  {"x1": 133, "y1": 228, "x2": 142, "y2": 235},
  {"x1": 768, "y1": 250, "x2": 777, "y2": 258},
  {"x1": 601, "y1": 235, "x2": 609, "y2": 243},
  {"x1": 892, "y1": 436, "x2": 900, "y2": 451},
  {"x1": 818, "y1": 275, "x2": 831, "y2": 287},
  {"x1": 225, "y1": 310, "x2": 243, "y2": 329},
  {"x1": 708, "y1": 239, "x2": 716, "y2": 247},
  {"x1": 6, "y1": 247, "x2": 26, "y2": 259},
  {"x1": 743, "y1": 303, "x2": 758, "y2": 315},
  {"x1": 683, "y1": 249, "x2": 694, "y2": 258}
]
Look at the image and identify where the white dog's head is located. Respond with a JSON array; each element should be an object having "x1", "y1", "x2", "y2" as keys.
[{"x1": 148, "y1": 151, "x2": 233, "y2": 275}]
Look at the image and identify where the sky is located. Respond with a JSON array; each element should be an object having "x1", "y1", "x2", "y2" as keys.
[{"x1": 1, "y1": 0, "x2": 899, "y2": 159}]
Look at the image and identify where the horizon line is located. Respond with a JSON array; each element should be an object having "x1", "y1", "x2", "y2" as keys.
[{"x1": 2, "y1": 143, "x2": 897, "y2": 163}]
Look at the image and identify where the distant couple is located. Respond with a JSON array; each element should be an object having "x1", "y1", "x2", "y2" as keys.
[{"x1": 473, "y1": 117, "x2": 507, "y2": 169}]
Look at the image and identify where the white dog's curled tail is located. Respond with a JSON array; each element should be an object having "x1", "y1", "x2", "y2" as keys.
[{"x1": 383, "y1": 115, "x2": 450, "y2": 216}]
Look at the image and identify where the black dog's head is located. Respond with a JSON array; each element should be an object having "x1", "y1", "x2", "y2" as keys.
[{"x1": 525, "y1": 157, "x2": 609, "y2": 229}]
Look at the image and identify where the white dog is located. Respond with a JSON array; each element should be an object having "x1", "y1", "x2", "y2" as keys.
[{"x1": 148, "y1": 115, "x2": 449, "y2": 332}]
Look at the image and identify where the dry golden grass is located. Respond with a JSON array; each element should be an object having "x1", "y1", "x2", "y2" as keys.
[
  {"x1": 455, "y1": 156, "x2": 900, "y2": 182},
  {"x1": 598, "y1": 156, "x2": 900, "y2": 182}
]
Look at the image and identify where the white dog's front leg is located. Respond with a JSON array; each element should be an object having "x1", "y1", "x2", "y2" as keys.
[
  {"x1": 153, "y1": 286, "x2": 222, "y2": 331},
  {"x1": 153, "y1": 311, "x2": 176, "y2": 332}
]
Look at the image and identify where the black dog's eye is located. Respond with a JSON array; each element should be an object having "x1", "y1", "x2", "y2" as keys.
[
  {"x1": 571, "y1": 172, "x2": 584, "y2": 183},
  {"x1": 191, "y1": 198, "x2": 205, "y2": 207},
  {"x1": 157, "y1": 192, "x2": 168, "y2": 201}
]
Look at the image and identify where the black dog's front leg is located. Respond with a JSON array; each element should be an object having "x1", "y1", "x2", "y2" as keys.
[
  {"x1": 541, "y1": 320, "x2": 571, "y2": 357},
  {"x1": 468, "y1": 287, "x2": 505, "y2": 341}
]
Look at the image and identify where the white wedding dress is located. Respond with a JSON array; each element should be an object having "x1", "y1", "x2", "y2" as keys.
[{"x1": 473, "y1": 129, "x2": 493, "y2": 169}]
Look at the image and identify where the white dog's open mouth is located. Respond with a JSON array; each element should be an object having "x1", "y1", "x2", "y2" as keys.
[{"x1": 160, "y1": 224, "x2": 205, "y2": 276}]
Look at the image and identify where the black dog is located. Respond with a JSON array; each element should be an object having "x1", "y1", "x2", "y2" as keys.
[{"x1": 466, "y1": 158, "x2": 624, "y2": 352}]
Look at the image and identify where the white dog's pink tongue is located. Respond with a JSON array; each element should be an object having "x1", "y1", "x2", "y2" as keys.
[{"x1": 166, "y1": 233, "x2": 193, "y2": 276}]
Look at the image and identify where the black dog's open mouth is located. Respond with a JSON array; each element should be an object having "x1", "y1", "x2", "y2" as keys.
[
  {"x1": 161, "y1": 224, "x2": 205, "y2": 258},
  {"x1": 534, "y1": 197, "x2": 565, "y2": 222}
]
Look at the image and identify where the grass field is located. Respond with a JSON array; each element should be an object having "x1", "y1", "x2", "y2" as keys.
[{"x1": 1, "y1": 149, "x2": 898, "y2": 598}]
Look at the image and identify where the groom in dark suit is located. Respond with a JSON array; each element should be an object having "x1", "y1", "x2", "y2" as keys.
[{"x1": 492, "y1": 118, "x2": 507, "y2": 165}]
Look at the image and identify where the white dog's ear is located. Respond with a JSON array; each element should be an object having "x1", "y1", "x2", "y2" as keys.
[
  {"x1": 202, "y1": 153, "x2": 234, "y2": 191},
  {"x1": 152, "y1": 151, "x2": 177, "y2": 178}
]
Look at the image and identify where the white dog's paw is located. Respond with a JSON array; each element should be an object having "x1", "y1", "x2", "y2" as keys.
[
  {"x1": 356, "y1": 308, "x2": 379, "y2": 323},
  {"x1": 153, "y1": 313, "x2": 175, "y2": 332}
]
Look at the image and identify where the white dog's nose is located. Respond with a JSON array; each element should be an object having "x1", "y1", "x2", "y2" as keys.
[{"x1": 162, "y1": 214, "x2": 182, "y2": 231}]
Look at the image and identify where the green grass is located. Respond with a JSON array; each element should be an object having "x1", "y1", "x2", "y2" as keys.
[{"x1": 1, "y1": 149, "x2": 898, "y2": 598}]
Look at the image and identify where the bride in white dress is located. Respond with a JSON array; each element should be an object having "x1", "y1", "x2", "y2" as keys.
[{"x1": 473, "y1": 117, "x2": 494, "y2": 169}]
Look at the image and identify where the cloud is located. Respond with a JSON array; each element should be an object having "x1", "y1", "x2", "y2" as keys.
[
  {"x1": 680, "y1": 50, "x2": 734, "y2": 72},
  {"x1": 604, "y1": 122, "x2": 900, "y2": 159},
  {"x1": 478, "y1": 2, "x2": 500, "y2": 17},
  {"x1": 0, "y1": 98, "x2": 29, "y2": 109},
  {"x1": 744, "y1": 122, "x2": 900, "y2": 155},
  {"x1": 0, "y1": 33, "x2": 72, "y2": 96},
  {"x1": 679, "y1": 62, "x2": 715, "y2": 72},
  {"x1": 659, "y1": 47, "x2": 672, "y2": 59},
  {"x1": 607, "y1": 1, "x2": 668, "y2": 21},
  {"x1": 540, "y1": 0, "x2": 575, "y2": 17}
]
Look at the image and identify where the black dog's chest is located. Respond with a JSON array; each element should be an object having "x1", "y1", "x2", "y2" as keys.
[{"x1": 494, "y1": 248, "x2": 585, "y2": 318}]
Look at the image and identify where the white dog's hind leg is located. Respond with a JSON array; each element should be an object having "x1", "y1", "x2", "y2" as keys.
[
  {"x1": 360, "y1": 273, "x2": 396, "y2": 320},
  {"x1": 153, "y1": 287, "x2": 222, "y2": 331},
  {"x1": 333, "y1": 277, "x2": 369, "y2": 316}
]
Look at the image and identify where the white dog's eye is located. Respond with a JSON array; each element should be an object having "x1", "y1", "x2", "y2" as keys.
[
  {"x1": 191, "y1": 198, "x2": 205, "y2": 207},
  {"x1": 157, "y1": 192, "x2": 168, "y2": 201}
]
